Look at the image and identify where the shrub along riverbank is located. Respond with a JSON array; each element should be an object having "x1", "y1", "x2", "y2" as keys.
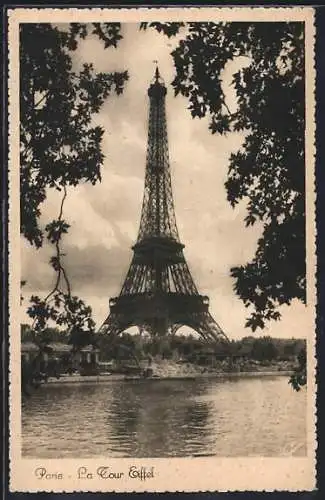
[{"x1": 21, "y1": 325, "x2": 306, "y2": 392}]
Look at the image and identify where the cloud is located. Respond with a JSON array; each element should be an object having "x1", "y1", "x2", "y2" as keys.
[{"x1": 63, "y1": 243, "x2": 131, "y2": 295}]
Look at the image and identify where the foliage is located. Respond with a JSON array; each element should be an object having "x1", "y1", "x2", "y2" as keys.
[
  {"x1": 97, "y1": 332, "x2": 143, "y2": 367},
  {"x1": 68, "y1": 327, "x2": 97, "y2": 350},
  {"x1": 140, "y1": 22, "x2": 185, "y2": 38},
  {"x1": 21, "y1": 325, "x2": 306, "y2": 389},
  {"x1": 289, "y1": 346, "x2": 307, "y2": 391},
  {"x1": 21, "y1": 23, "x2": 127, "y2": 247},
  {"x1": 21, "y1": 324, "x2": 305, "y2": 366},
  {"x1": 251, "y1": 336, "x2": 279, "y2": 362},
  {"x1": 144, "y1": 22, "x2": 305, "y2": 332},
  {"x1": 20, "y1": 23, "x2": 128, "y2": 346},
  {"x1": 21, "y1": 324, "x2": 70, "y2": 343},
  {"x1": 96, "y1": 331, "x2": 304, "y2": 364}
]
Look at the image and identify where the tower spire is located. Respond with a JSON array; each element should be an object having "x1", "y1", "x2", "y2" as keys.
[
  {"x1": 152, "y1": 60, "x2": 160, "y2": 82},
  {"x1": 100, "y1": 72, "x2": 229, "y2": 343},
  {"x1": 138, "y1": 64, "x2": 177, "y2": 240}
]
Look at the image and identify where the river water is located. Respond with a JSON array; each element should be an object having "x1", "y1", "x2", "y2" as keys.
[{"x1": 22, "y1": 375, "x2": 306, "y2": 458}]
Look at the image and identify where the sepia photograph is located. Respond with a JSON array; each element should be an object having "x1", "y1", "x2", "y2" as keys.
[{"x1": 8, "y1": 7, "x2": 316, "y2": 492}]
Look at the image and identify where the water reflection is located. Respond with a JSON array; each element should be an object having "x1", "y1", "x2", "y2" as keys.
[
  {"x1": 105, "y1": 380, "x2": 213, "y2": 456},
  {"x1": 22, "y1": 376, "x2": 307, "y2": 458}
]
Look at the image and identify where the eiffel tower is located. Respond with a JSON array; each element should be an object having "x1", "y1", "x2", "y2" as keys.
[{"x1": 100, "y1": 67, "x2": 229, "y2": 343}]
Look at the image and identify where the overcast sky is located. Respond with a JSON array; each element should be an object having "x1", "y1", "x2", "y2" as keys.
[{"x1": 21, "y1": 23, "x2": 308, "y2": 339}]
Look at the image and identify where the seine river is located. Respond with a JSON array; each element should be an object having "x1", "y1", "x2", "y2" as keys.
[{"x1": 22, "y1": 375, "x2": 306, "y2": 458}]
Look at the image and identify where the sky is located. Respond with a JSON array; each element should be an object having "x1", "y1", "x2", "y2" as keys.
[{"x1": 21, "y1": 23, "x2": 309, "y2": 339}]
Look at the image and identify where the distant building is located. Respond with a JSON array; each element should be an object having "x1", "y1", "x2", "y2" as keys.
[{"x1": 21, "y1": 342, "x2": 100, "y2": 373}]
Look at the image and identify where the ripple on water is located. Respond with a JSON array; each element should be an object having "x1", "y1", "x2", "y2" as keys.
[{"x1": 22, "y1": 376, "x2": 307, "y2": 458}]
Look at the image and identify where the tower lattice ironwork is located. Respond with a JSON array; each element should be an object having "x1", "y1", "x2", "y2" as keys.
[{"x1": 100, "y1": 68, "x2": 229, "y2": 343}]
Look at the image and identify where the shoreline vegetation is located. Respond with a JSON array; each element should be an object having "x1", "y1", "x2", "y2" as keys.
[{"x1": 21, "y1": 325, "x2": 306, "y2": 394}]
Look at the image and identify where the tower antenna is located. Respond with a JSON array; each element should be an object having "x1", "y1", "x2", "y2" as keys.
[{"x1": 153, "y1": 60, "x2": 160, "y2": 82}]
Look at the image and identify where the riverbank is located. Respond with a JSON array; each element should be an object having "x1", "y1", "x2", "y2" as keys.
[{"x1": 44, "y1": 368, "x2": 295, "y2": 385}]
